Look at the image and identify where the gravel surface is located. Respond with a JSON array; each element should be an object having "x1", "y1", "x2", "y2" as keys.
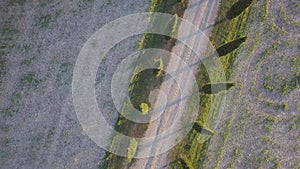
[{"x1": 0, "y1": 0, "x2": 150, "y2": 169}]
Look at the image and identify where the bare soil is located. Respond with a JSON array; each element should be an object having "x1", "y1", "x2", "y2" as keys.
[{"x1": 0, "y1": 0, "x2": 150, "y2": 169}]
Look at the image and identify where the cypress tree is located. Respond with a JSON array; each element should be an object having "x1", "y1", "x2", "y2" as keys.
[{"x1": 178, "y1": 155, "x2": 195, "y2": 169}]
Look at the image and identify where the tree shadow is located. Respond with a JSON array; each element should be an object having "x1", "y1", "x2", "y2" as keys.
[
  {"x1": 201, "y1": 0, "x2": 254, "y2": 31},
  {"x1": 216, "y1": 36, "x2": 247, "y2": 57},
  {"x1": 226, "y1": 0, "x2": 254, "y2": 20},
  {"x1": 186, "y1": 0, "x2": 206, "y2": 9},
  {"x1": 200, "y1": 83, "x2": 235, "y2": 94}
]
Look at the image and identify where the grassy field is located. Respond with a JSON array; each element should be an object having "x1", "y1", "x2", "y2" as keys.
[{"x1": 203, "y1": 0, "x2": 300, "y2": 167}]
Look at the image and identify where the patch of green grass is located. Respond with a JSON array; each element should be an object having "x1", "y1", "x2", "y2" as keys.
[
  {"x1": 287, "y1": 40, "x2": 294, "y2": 46},
  {"x1": 265, "y1": 116, "x2": 278, "y2": 123},
  {"x1": 55, "y1": 9, "x2": 63, "y2": 19},
  {"x1": 263, "y1": 82, "x2": 275, "y2": 91},
  {"x1": 227, "y1": 148, "x2": 242, "y2": 168},
  {"x1": 272, "y1": 160, "x2": 281, "y2": 169},
  {"x1": 10, "y1": 92, "x2": 21, "y2": 104},
  {"x1": 262, "y1": 116, "x2": 278, "y2": 133},
  {"x1": 282, "y1": 103, "x2": 288, "y2": 111},
  {"x1": 20, "y1": 59, "x2": 32, "y2": 66},
  {"x1": 279, "y1": 4, "x2": 289, "y2": 24},
  {"x1": 155, "y1": 58, "x2": 164, "y2": 78},
  {"x1": 1, "y1": 22, "x2": 18, "y2": 53},
  {"x1": 263, "y1": 99, "x2": 289, "y2": 111},
  {"x1": 0, "y1": 57, "x2": 7, "y2": 85},
  {"x1": 2, "y1": 91, "x2": 23, "y2": 117},
  {"x1": 55, "y1": 62, "x2": 72, "y2": 87},
  {"x1": 281, "y1": 74, "x2": 300, "y2": 95},
  {"x1": 0, "y1": 124, "x2": 9, "y2": 132},
  {"x1": 1, "y1": 24, "x2": 19, "y2": 39},
  {"x1": 261, "y1": 0, "x2": 270, "y2": 20},
  {"x1": 255, "y1": 48, "x2": 271, "y2": 69},
  {"x1": 262, "y1": 68, "x2": 299, "y2": 96},
  {"x1": 289, "y1": 123, "x2": 296, "y2": 131},
  {"x1": 20, "y1": 73, "x2": 40, "y2": 87},
  {"x1": 8, "y1": 0, "x2": 26, "y2": 6},
  {"x1": 262, "y1": 136, "x2": 271, "y2": 143},
  {"x1": 39, "y1": 14, "x2": 52, "y2": 28}
]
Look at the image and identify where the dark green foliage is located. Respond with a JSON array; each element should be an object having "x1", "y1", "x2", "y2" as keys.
[
  {"x1": 39, "y1": 14, "x2": 52, "y2": 28},
  {"x1": 98, "y1": 159, "x2": 110, "y2": 169},
  {"x1": 129, "y1": 68, "x2": 163, "y2": 111},
  {"x1": 216, "y1": 36, "x2": 247, "y2": 57},
  {"x1": 226, "y1": 0, "x2": 254, "y2": 20},
  {"x1": 107, "y1": 0, "x2": 189, "y2": 168},
  {"x1": 1, "y1": 22, "x2": 18, "y2": 52},
  {"x1": 138, "y1": 0, "x2": 188, "y2": 50},
  {"x1": 139, "y1": 33, "x2": 169, "y2": 49},
  {"x1": 178, "y1": 155, "x2": 195, "y2": 169},
  {"x1": 0, "y1": 57, "x2": 7, "y2": 86},
  {"x1": 200, "y1": 83, "x2": 235, "y2": 94},
  {"x1": 192, "y1": 122, "x2": 215, "y2": 135},
  {"x1": 20, "y1": 73, "x2": 40, "y2": 87},
  {"x1": 8, "y1": 0, "x2": 26, "y2": 6}
]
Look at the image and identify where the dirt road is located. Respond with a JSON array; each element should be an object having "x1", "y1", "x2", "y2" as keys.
[{"x1": 130, "y1": 0, "x2": 221, "y2": 168}]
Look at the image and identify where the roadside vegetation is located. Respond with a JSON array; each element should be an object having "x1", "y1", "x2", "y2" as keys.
[
  {"x1": 169, "y1": 0, "x2": 252, "y2": 168},
  {"x1": 98, "y1": 0, "x2": 189, "y2": 168},
  {"x1": 100, "y1": 0, "x2": 299, "y2": 168},
  {"x1": 100, "y1": 0, "x2": 252, "y2": 168}
]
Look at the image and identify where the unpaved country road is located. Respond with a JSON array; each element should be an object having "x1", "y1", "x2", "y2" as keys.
[{"x1": 130, "y1": 0, "x2": 221, "y2": 168}]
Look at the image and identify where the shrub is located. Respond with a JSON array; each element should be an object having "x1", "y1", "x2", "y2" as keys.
[
  {"x1": 178, "y1": 155, "x2": 195, "y2": 169},
  {"x1": 140, "y1": 103, "x2": 149, "y2": 115},
  {"x1": 234, "y1": 148, "x2": 242, "y2": 157},
  {"x1": 109, "y1": 135, "x2": 120, "y2": 152},
  {"x1": 155, "y1": 58, "x2": 164, "y2": 78},
  {"x1": 192, "y1": 121, "x2": 214, "y2": 135},
  {"x1": 171, "y1": 14, "x2": 179, "y2": 36},
  {"x1": 127, "y1": 138, "x2": 138, "y2": 163},
  {"x1": 282, "y1": 103, "x2": 288, "y2": 111},
  {"x1": 265, "y1": 116, "x2": 277, "y2": 123}
]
